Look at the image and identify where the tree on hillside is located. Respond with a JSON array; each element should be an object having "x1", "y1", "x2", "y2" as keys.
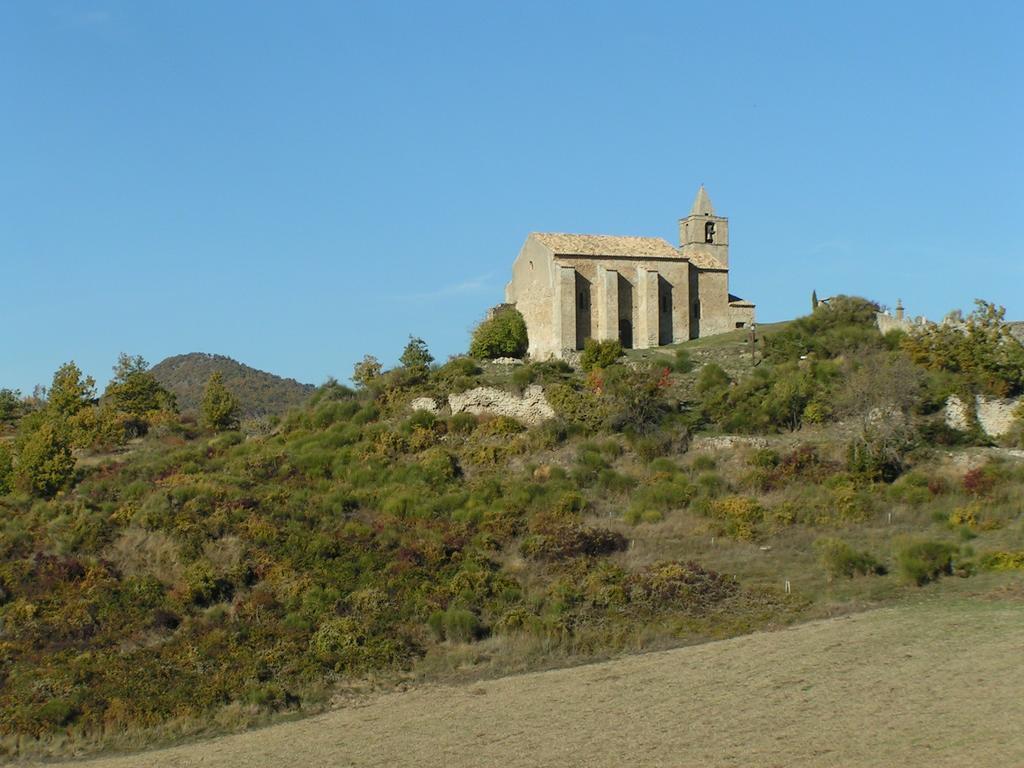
[
  {"x1": 14, "y1": 420, "x2": 76, "y2": 497},
  {"x1": 105, "y1": 353, "x2": 178, "y2": 417},
  {"x1": 47, "y1": 362, "x2": 96, "y2": 419},
  {"x1": 0, "y1": 389, "x2": 24, "y2": 429},
  {"x1": 0, "y1": 442, "x2": 13, "y2": 495},
  {"x1": 201, "y1": 373, "x2": 240, "y2": 432},
  {"x1": 469, "y1": 307, "x2": 529, "y2": 360},
  {"x1": 764, "y1": 296, "x2": 882, "y2": 364},
  {"x1": 902, "y1": 300, "x2": 1024, "y2": 398},
  {"x1": 400, "y1": 337, "x2": 434, "y2": 371},
  {"x1": 352, "y1": 355, "x2": 383, "y2": 389}
]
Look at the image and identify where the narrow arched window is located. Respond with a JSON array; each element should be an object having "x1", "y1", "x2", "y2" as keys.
[{"x1": 705, "y1": 221, "x2": 715, "y2": 243}]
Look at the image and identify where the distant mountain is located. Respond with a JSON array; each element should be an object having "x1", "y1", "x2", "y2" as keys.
[{"x1": 150, "y1": 353, "x2": 316, "y2": 419}]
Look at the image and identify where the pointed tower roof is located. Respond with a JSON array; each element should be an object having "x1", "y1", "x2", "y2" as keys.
[{"x1": 690, "y1": 185, "x2": 715, "y2": 216}]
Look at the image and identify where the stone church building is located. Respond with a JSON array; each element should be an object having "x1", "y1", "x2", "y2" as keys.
[{"x1": 504, "y1": 186, "x2": 755, "y2": 360}]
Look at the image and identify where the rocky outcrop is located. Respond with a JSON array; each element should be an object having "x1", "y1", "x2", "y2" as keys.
[
  {"x1": 410, "y1": 397, "x2": 440, "y2": 415},
  {"x1": 946, "y1": 394, "x2": 1022, "y2": 438},
  {"x1": 448, "y1": 385, "x2": 554, "y2": 426}
]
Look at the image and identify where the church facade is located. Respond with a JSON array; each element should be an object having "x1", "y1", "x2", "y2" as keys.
[{"x1": 504, "y1": 186, "x2": 755, "y2": 360}]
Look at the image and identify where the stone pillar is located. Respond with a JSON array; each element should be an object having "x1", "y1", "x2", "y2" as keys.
[
  {"x1": 673, "y1": 270, "x2": 690, "y2": 343},
  {"x1": 896, "y1": 299, "x2": 904, "y2": 322},
  {"x1": 636, "y1": 267, "x2": 660, "y2": 349},
  {"x1": 596, "y1": 266, "x2": 619, "y2": 341},
  {"x1": 553, "y1": 266, "x2": 577, "y2": 354}
]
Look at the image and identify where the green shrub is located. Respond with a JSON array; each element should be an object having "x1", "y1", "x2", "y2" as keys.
[
  {"x1": 901, "y1": 300, "x2": 1024, "y2": 398},
  {"x1": 626, "y1": 561, "x2": 739, "y2": 613},
  {"x1": 36, "y1": 699, "x2": 80, "y2": 729},
  {"x1": 626, "y1": 476, "x2": 695, "y2": 523},
  {"x1": 815, "y1": 538, "x2": 885, "y2": 578},
  {"x1": 580, "y1": 339, "x2": 623, "y2": 371},
  {"x1": 201, "y1": 372, "x2": 240, "y2": 432},
  {"x1": 696, "y1": 472, "x2": 727, "y2": 497},
  {"x1": 14, "y1": 421, "x2": 76, "y2": 498},
  {"x1": 476, "y1": 416, "x2": 526, "y2": 437},
  {"x1": 427, "y1": 610, "x2": 446, "y2": 641},
  {"x1": 510, "y1": 364, "x2": 537, "y2": 393},
  {"x1": 545, "y1": 383, "x2": 607, "y2": 432},
  {"x1": 469, "y1": 307, "x2": 528, "y2": 359},
  {"x1": 440, "y1": 607, "x2": 481, "y2": 643},
  {"x1": 309, "y1": 616, "x2": 398, "y2": 669},
  {"x1": 432, "y1": 357, "x2": 482, "y2": 393},
  {"x1": 531, "y1": 359, "x2": 573, "y2": 382},
  {"x1": 448, "y1": 412, "x2": 477, "y2": 435},
  {"x1": 691, "y1": 455, "x2": 717, "y2": 472},
  {"x1": 673, "y1": 349, "x2": 695, "y2": 373},
  {"x1": 520, "y1": 524, "x2": 627, "y2": 561},
  {"x1": 897, "y1": 540, "x2": 957, "y2": 585},
  {"x1": 597, "y1": 469, "x2": 637, "y2": 494},
  {"x1": 701, "y1": 496, "x2": 763, "y2": 540},
  {"x1": 764, "y1": 295, "x2": 882, "y2": 363},
  {"x1": 979, "y1": 550, "x2": 1024, "y2": 571},
  {"x1": 887, "y1": 472, "x2": 932, "y2": 505},
  {"x1": 605, "y1": 365, "x2": 673, "y2": 436},
  {"x1": 631, "y1": 433, "x2": 671, "y2": 461},
  {"x1": 696, "y1": 363, "x2": 730, "y2": 394},
  {"x1": 0, "y1": 441, "x2": 13, "y2": 495},
  {"x1": 749, "y1": 449, "x2": 779, "y2": 469},
  {"x1": 418, "y1": 448, "x2": 461, "y2": 483}
]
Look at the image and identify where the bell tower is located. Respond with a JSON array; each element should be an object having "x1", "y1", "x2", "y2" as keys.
[{"x1": 679, "y1": 185, "x2": 729, "y2": 268}]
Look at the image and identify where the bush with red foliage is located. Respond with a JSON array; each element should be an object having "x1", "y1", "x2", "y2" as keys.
[{"x1": 962, "y1": 467, "x2": 995, "y2": 497}]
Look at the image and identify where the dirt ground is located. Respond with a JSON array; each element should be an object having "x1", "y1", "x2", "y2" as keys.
[{"x1": 38, "y1": 598, "x2": 1024, "y2": 768}]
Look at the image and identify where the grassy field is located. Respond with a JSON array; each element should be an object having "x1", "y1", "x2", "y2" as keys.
[{"x1": 31, "y1": 586, "x2": 1024, "y2": 768}]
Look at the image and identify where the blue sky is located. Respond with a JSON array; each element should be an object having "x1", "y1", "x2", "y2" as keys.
[{"x1": 2, "y1": 1, "x2": 1022, "y2": 393}]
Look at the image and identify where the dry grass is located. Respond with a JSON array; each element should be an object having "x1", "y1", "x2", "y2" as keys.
[{"x1": 30, "y1": 591, "x2": 1024, "y2": 768}]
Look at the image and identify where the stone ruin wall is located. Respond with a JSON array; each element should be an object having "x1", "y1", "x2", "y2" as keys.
[
  {"x1": 945, "y1": 394, "x2": 1023, "y2": 438},
  {"x1": 411, "y1": 385, "x2": 555, "y2": 427}
]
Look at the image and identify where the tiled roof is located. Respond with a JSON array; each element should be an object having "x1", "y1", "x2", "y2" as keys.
[
  {"x1": 687, "y1": 252, "x2": 727, "y2": 270},
  {"x1": 729, "y1": 294, "x2": 755, "y2": 307},
  {"x1": 531, "y1": 232, "x2": 681, "y2": 259}
]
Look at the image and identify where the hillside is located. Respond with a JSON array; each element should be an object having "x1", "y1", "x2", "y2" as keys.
[
  {"x1": 2, "y1": 297, "x2": 1024, "y2": 760},
  {"x1": 27, "y1": 596, "x2": 1024, "y2": 768},
  {"x1": 150, "y1": 353, "x2": 315, "y2": 418}
]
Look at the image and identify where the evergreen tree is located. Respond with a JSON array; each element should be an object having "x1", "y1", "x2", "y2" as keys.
[
  {"x1": 0, "y1": 388, "x2": 23, "y2": 429},
  {"x1": 14, "y1": 420, "x2": 75, "y2": 497},
  {"x1": 105, "y1": 353, "x2": 177, "y2": 416},
  {"x1": 201, "y1": 372, "x2": 240, "y2": 431},
  {"x1": 47, "y1": 362, "x2": 96, "y2": 419},
  {"x1": 812, "y1": 289, "x2": 818, "y2": 311},
  {"x1": 0, "y1": 441, "x2": 12, "y2": 495},
  {"x1": 469, "y1": 307, "x2": 529, "y2": 359},
  {"x1": 352, "y1": 355, "x2": 383, "y2": 389},
  {"x1": 399, "y1": 336, "x2": 434, "y2": 370}
]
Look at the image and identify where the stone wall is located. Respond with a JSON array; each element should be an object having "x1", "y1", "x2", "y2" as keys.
[
  {"x1": 875, "y1": 312, "x2": 932, "y2": 335},
  {"x1": 505, "y1": 237, "x2": 560, "y2": 359},
  {"x1": 946, "y1": 394, "x2": 1022, "y2": 438}
]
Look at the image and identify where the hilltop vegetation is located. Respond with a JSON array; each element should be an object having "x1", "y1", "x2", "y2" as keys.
[
  {"x1": 1, "y1": 299, "x2": 1023, "y2": 758},
  {"x1": 150, "y1": 353, "x2": 315, "y2": 419}
]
